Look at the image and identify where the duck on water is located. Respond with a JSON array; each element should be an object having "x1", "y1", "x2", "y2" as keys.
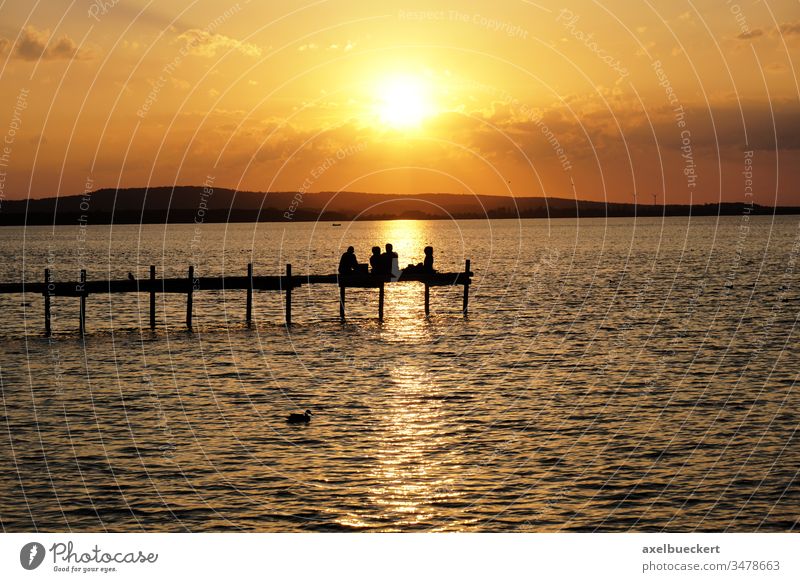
[{"x1": 287, "y1": 410, "x2": 312, "y2": 423}]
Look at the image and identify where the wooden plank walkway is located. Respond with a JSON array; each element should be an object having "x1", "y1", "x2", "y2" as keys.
[{"x1": 0, "y1": 261, "x2": 473, "y2": 335}]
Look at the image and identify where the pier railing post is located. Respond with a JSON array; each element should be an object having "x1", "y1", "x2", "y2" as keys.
[
  {"x1": 186, "y1": 265, "x2": 194, "y2": 330},
  {"x1": 44, "y1": 268, "x2": 51, "y2": 336},
  {"x1": 424, "y1": 283, "x2": 430, "y2": 317},
  {"x1": 149, "y1": 265, "x2": 156, "y2": 330},
  {"x1": 285, "y1": 263, "x2": 292, "y2": 326},
  {"x1": 79, "y1": 269, "x2": 87, "y2": 335},
  {"x1": 246, "y1": 263, "x2": 253, "y2": 326},
  {"x1": 462, "y1": 259, "x2": 471, "y2": 317},
  {"x1": 378, "y1": 282, "x2": 385, "y2": 322}
]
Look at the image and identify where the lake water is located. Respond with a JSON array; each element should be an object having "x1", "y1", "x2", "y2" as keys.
[{"x1": 1, "y1": 216, "x2": 798, "y2": 532}]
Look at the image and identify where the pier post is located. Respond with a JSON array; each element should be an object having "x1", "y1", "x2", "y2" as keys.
[
  {"x1": 285, "y1": 263, "x2": 292, "y2": 326},
  {"x1": 79, "y1": 269, "x2": 87, "y2": 335},
  {"x1": 149, "y1": 265, "x2": 156, "y2": 330},
  {"x1": 44, "y1": 268, "x2": 51, "y2": 336},
  {"x1": 462, "y1": 259, "x2": 471, "y2": 317},
  {"x1": 339, "y1": 285, "x2": 346, "y2": 321},
  {"x1": 246, "y1": 263, "x2": 253, "y2": 326},
  {"x1": 424, "y1": 284, "x2": 430, "y2": 317},
  {"x1": 378, "y1": 283, "x2": 385, "y2": 321},
  {"x1": 186, "y1": 265, "x2": 194, "y2": 330}
]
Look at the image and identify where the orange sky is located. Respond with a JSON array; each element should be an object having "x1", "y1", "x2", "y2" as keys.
[{"x1": 0, "y1": 0, "x2": 798, "y2": 205}]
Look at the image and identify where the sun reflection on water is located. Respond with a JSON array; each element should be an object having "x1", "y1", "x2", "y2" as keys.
[
  {"x1": 329, "y1": 360, "x2": 467, "y2": 531},
  {"x1": 378, "y1": 220, "x2": 435, "y2": 329},
  {"x1": 369, "y1": 363, "x2": 445, "y2": 528},
  {"x1": 380, "y1": 220, "x2": 427, "y2": 267}
]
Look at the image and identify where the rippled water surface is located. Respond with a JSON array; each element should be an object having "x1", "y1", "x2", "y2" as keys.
[{"x1": 1, "y1": 217, "x2": 798, "y2": 531}]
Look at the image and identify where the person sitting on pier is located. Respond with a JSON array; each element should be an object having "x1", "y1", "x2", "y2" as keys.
[
  {"x1": 404, "y1": 246, "x2": 436, "y2": 274},
  {"x1": 338, "y1": 246, "x2": 359, "y2": 275},
  {"x1": 369, "y1": 246, "x2": 383, "y2": 274},
  {"x1": 422, "y1": 246, "x2": 434, "y2": 273},
  {"x1": 381, "y1": 243, "x2": 400, "y2": 281}
]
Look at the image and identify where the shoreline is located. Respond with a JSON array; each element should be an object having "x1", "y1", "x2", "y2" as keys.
[{"x1": 2, "y1": 211, "x2": 799, "y2": 226}]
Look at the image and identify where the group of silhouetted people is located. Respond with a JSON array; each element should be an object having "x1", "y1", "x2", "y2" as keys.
[{"x1": 338, "y1": 244, "x2": 435, "y2": 278}]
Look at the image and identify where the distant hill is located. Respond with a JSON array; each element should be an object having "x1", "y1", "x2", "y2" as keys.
[{"x1": 0, "y1": 186, "x2": 795, "y2": 225}]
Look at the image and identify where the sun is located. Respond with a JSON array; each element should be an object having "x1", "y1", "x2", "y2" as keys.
[{"x1": 375, "y1": 75, "x2": 432, "y2": 129}]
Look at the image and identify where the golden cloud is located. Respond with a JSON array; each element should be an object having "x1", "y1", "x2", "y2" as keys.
[
  {"x1": 176, "y1": 29, "x2": 262, "y2": 58},
  {"x1": 12, "y1": 25, "x2": 94, "y2": 61}
]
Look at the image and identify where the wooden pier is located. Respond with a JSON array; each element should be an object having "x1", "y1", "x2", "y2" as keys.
[{"x1": 0, "y1": 261, "x2": 473, "y2": 335}]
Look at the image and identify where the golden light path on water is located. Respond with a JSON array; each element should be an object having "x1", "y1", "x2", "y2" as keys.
[
  {"x1": 350, "y1": 220, "x2": 447, "y2": 529},
  {"x1": 334, "y1": 221, "x2": 461, "y2": 529},
  {"x1": 382, "y1": 218, "x2": 427, "y2": 270},
  {"x1": 372, "y1": 365, "x2": 440, "y2": 526},
  {"x1": 316, "y1": 220, "x2": 472, "y2": 531}
]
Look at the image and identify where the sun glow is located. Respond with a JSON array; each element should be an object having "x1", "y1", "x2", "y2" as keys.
[{"x1": 375, "y1": 75, "x2": 432, "y2": 129}]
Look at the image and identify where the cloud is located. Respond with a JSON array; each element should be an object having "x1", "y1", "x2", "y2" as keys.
[
  {"x1": 298, "y1": 40, "x2": 355, "y2": 52},
  {"x1": 327, "y1": 41, "x2": 355, "y2": 51},
  {"x1": 177, "y1": 29, "x2": 261, "y2": 57},
  {"x1": 736, "y1": 29, "x2": 763, "y2": 40},
  {"x1": 13, "y1": 25, "x2": 93, "y2": 61},
  {"x1": 736, "y1": 20, "x2": 800, "y2": 41},
  {"x1": 449, "y1": 94, "x2": 800, "y2": 170},
  {"x1": 171, "y1": 77, "x2": 192, "y2": 90},
  {"x1": 778, "y1": 21, "x2": 800, "y2": 36}
]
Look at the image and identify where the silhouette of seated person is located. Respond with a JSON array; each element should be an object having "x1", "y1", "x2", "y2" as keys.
[
  {"x1": 423, "y1": 246, "x2": 434, "y2": 273},
  {"x1": 369, "y1": 246, "x2": 383, "y2": 274},
  {"x1": 404, "y1": 246, "x2": 436, "y2": 274},
  {"x1": 338, "y1": 246, "x2": 359, "y2": 275},
  {"x1": 380, "y1": 243, "x2": 399, "y2": 279}
]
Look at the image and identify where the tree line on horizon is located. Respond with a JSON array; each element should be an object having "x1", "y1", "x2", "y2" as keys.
[{"x1": 0, "y1": 186, "x2": 794, "y2": 225}]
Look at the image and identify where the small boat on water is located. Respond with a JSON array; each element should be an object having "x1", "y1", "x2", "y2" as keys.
[{"x1": 332, "y1": 223, "x2": 342, "y2": 226}]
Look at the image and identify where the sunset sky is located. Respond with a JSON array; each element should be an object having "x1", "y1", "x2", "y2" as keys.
[{"x1": 0, "y1": 0, "x2": 798, "y2": 204}]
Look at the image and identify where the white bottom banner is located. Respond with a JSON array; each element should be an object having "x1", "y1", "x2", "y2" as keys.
[{"x1": 1, "y1": 533, "x2": 797, "y2": 581}]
